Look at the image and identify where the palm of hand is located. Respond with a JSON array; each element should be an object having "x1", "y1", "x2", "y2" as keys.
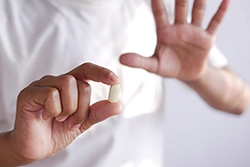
[
  {"x1": 155, "y1": 23, "x2": 214, "y2": 81},
  {"x1": 39, "y1": 119, "x2": 80, "y2": 157},
  {"x1": 120, "y1": 0, "x2": 231, "y2": 81},
  {"x1": 14, "y1": 107, "x2": 81, "y2": 160}
]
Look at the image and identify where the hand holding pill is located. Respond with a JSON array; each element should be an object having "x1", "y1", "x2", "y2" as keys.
[{"x1": 12, "y1": 62, "x2": 122, "y2": 163}]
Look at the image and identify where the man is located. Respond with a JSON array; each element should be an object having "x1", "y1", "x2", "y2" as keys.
[{"x1": 0, "y1": 0, "x2": 249, "y2": 166}]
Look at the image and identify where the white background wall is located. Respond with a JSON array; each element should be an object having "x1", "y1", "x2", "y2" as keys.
[{"x1": 164, "y1": 0, "x2": 250, "y2": 167}]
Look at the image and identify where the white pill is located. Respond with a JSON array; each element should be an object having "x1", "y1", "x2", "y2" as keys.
[{"x1": 108, "y1": 84, "x2": 121, "y2": 103}]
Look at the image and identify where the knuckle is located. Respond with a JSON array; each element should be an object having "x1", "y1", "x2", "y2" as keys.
[
  {"x1": 153, "y1": 8, "x2": 165, "y2": 17},
  {"x1": 79, "y1": 114, "x2": 99, "y2": 133},
  {"x1": 100, "y1": 68, "x2": 112, "y2": 79},
  {"x1": 194, "y1": 1, "x2": 205, "y2": 10},
  {"x1": 46, "y1": 87, "x2": 60, "y2": 100},
  {"x1": 215, "y1": 11, "x2": 223, "y2": 22},
  {"x1": 79, "y1": 121, "x2": 90, "y2": 133},
  {"x1": 83, "y1": 62, "x2": 91, "y2": 67},
  {"x1": 29, "y1": 80, "x2": 41, "y2": 86},
  {"x1": 212, "y1": 15, "x2": 221, "y2": 25},
  {"x1": 40, "y1": 75, "x2": 54, "y2": 80},
  {"x1": 59, "y1": 75, "x2": 77, "y2": 88},
  {"x1": 81, "y1": 62, "x2": 92, "y2": 71},
  {"x1": 90, "y1": 112, "x2": 99, "y2": 125},
  {"x1": 79, "y1": 82, "x2": 91, "y2": 95},
  {"x1": 176, "y1": 0, "x2": 188, "y2": 7},
  {"x1": 44, "y1": 88, "x2": 61, "y2": 116}
]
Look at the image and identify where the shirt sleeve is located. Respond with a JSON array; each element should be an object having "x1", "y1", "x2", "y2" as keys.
[{"x1": 208, "y1": 46, "x2": 228, "y2": 69}]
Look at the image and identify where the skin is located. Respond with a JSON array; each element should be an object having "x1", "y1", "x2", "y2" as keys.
[
  {"x1": 120, "y1": 0, "x2": 250, "y2": 114},
  {"x1": 0, "y1": 63, "x2": 122, "y2": 166},
  {"x1": 1, "y1": 0, "x2": 250, "y2": 166}
]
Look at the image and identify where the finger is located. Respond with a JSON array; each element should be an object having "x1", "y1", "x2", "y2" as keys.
[
  {"x1": 175, "y1": 0, "x2": 189, "y2": 24},
  {"x1": 191, "y1": 0, "x2": 206, "y2": 26},
  {"x1": 151, "y1": 0, "x2": 169, "y2": 29},
  {"x1": 119, "y1": 53, "x2": 158, "y2": 74},
  {"x1": 79, "y1": 100, "x2": 123, "y2": 132},
  {"x1": 40, "y1": 75, "x2": 54, "y2": 80},
  {"x1": 18, "y1": 86, "x2": 62, "y2": 120},
  {"x1": 68, "y1": 81, "x2": 91, "y2": 130},
  {"x1": 68, "y1": 62, "x2": 120, "y2": 86},
  {"x1": 206, "y1": 0, "x2": 231, "y2": 35},
  {"x1": 34, "y1": 75, "x2": 78, "y2": 122}
]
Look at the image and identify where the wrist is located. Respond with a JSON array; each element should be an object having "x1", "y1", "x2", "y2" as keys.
[
  {"x1": 182, "y1": 65, "x2": 211, "y2": 85},
  {"x1": 0, "y1": 131, "x2": 34, "y2": 166}
]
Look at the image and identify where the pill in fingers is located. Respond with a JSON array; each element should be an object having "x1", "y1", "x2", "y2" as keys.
[{"x1": 108, "y1": 84, "x2": 121, "y2": 103}]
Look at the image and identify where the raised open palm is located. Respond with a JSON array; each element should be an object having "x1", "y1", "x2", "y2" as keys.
[{"x1": 120, "y1": 0, "x2": 231, "y2": 81}]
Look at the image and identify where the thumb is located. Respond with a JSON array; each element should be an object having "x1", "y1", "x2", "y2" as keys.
[
  {"x1": 119, "y1": 53, "x2": 158, "y2": 73},
  {"x1": 80, "y1": 100, "x2": 123, "y2": 132}
]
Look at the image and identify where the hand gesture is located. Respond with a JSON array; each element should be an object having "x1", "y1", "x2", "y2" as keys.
[
  {"x1": 10, "y1": 63, "x2": 122, "y2": 164},
  {"x1": 120, "y1": 0, "x2": 231, "y2": 81}
]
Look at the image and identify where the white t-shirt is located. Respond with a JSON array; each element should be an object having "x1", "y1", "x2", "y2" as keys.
[{"x1": 0, "y1": 0, "x2": 227, "y2": 166}]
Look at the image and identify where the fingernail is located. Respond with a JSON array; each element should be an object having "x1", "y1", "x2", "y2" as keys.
[
  {"x1": 56, "y1": 116, "x2": 68, "y2": 122},
  {"x1": 71, "y1": 124, "x2": 81, "y2": 131},
  {"x1": 43, "y1": 112, "x2": 51, "y2": 120},
  {"x1": 109, "y1": 73, "x2": 120, "y2": 82}
]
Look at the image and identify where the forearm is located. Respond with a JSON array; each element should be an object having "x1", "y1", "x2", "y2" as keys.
[
  {"x1": 185, "y1": 66, "x2": 250, "y2": 114},
  {"x1": 0, "y1": 131, "x2": 33, "y2": 167}
]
